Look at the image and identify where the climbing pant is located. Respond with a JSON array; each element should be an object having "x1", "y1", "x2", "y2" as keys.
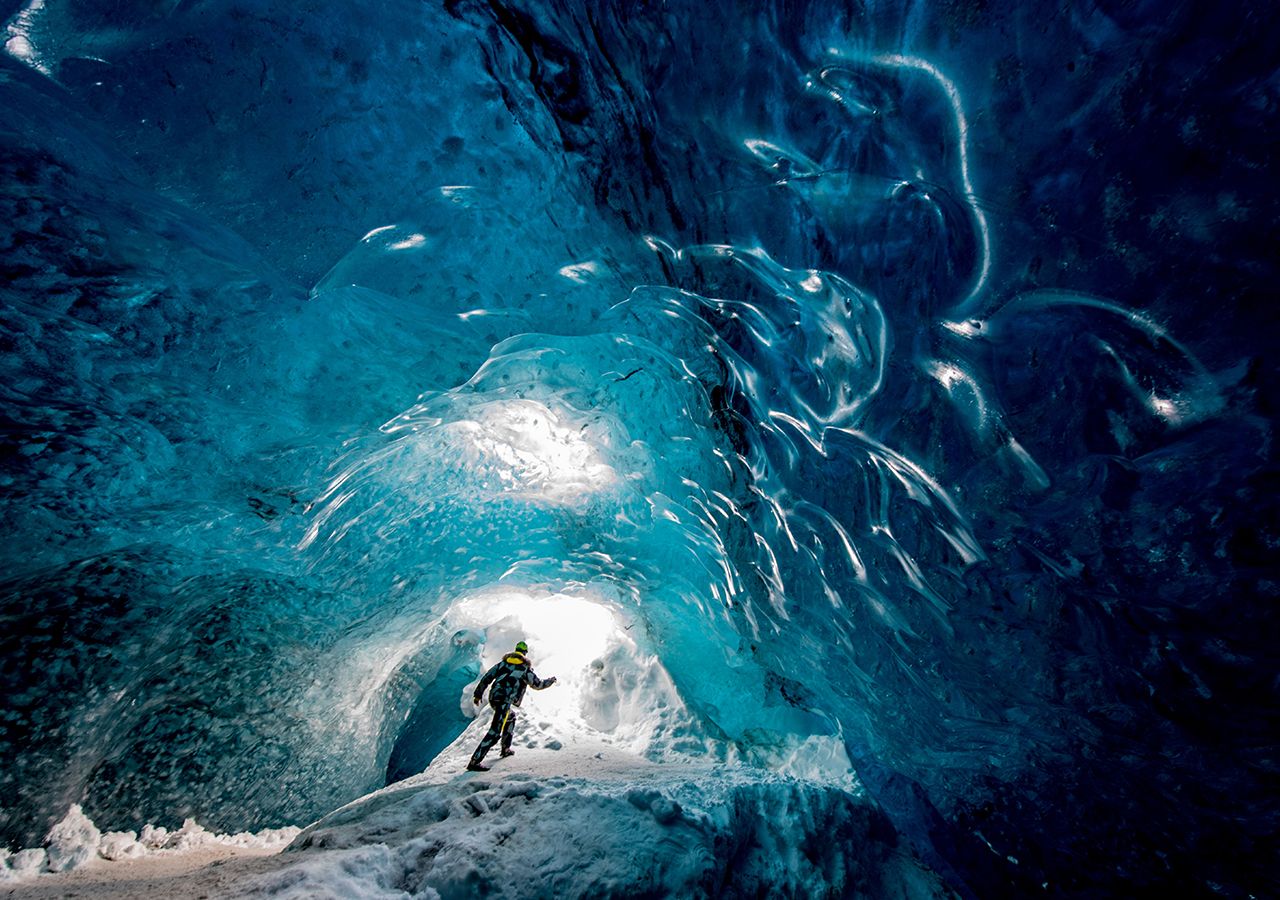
[{"x1": 469, "y1": 702, "x2": 517, "y2": 766}]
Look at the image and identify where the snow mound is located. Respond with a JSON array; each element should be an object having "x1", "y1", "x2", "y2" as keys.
[{"x1": 237, "y1": 737, "x2": 950, "y2": 899}]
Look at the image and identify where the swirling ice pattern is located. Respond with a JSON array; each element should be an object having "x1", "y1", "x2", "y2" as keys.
[{"x1": 303, "y1": 209, "x2": 991, "y2": 763}]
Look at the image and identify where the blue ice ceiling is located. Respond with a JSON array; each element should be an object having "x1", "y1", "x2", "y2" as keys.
[{"x1": 1, "y1": 0, "x2": 1276, "y2": 896}]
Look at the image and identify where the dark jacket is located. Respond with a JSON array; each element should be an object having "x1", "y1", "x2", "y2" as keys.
[{"x1": 473, "y1": 651, "x2": 552, "y2": 708}]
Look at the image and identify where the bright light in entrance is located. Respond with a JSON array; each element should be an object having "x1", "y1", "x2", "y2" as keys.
[{"x1": 452, "y1": 591, "x2": 623, "y2": 720}]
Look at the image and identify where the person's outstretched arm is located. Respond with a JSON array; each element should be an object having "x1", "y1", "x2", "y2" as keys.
[{"x1": 526, "y1": 667, "x2": 557, "y2": 690}]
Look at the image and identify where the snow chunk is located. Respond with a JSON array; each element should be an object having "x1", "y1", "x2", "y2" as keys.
[
  {"x1": 6, "y1": 847, "x2": 46, "y2": 880},
  {"x1": 44, "y1": 803, "x2": 100, "y2": 872},
  {"x1": 98, "y1": 830, "x2": 147, "y2": 860}
]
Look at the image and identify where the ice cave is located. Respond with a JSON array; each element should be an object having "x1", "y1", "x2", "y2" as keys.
[{"x1": 0, "y1": 0, "x2": 1275, "y2": 897}]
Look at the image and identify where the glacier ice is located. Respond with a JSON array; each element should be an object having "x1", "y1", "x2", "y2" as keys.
[{"x1": 1, "y1": 0, "x2": 1276, "y2": 897}]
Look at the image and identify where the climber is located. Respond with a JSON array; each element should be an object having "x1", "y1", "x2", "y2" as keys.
[{"x1": 466, "y1": 640, "x2": 557, "y2": 772}]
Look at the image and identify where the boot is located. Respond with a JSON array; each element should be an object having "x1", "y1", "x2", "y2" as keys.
[
  {"x1": 467, "y1": 748, "x2": 490, "y2": 772},
  {"x1": 500, "y1": 748, "x2": 516, "y2": 758}
]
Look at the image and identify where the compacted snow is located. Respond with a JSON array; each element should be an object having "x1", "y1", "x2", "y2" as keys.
[
  {"x1": 243, "y1": 712, "x2": 952, "y2": 899},
  {"x1": 0, "y1": 808, "x2": 298, "y2": 900},
  {"x1": 3, "y1": 712, "x2": 950, "y2": 899}
]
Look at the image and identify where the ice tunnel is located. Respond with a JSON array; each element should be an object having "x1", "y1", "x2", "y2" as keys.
[{"x1": 1, "y1": 0, "x2": 1276, "y2": 896}]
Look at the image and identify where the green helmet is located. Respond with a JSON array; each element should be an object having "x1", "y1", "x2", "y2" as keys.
[{"x1": 515, "y1": 641, "x2": 528, "y2": 654}]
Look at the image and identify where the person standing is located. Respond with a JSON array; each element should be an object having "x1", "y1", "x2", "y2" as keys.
[{"x1": 467, "y1": 640, "x2": 557, "y2": 772}]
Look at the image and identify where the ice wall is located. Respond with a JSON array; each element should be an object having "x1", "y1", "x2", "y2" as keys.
[{"x1": 2, "y1": 0, "x2": 1276, "y2": 896}]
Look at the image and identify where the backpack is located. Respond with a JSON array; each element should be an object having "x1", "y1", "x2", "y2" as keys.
[{"x1": 490, "y1": 654, "x2": 528, "y2": 706}]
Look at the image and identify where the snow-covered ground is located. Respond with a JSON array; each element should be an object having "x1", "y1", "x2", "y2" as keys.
[
  {"x1": 2, "y1": 707, "x2": 952, "y2": 899},
  {"x1": 0, "y1": 810, "x2": 298, "y2": 900},
  {"x1": 249, "y1": 717, "x2": 951, "y2": 899},
  {"x1": 2, "y1": 617, "x2": 955, "y2": 899}
]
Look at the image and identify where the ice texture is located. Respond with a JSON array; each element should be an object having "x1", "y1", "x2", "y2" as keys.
[{"x1": 1, "y1": 0, "x2": 1276, "y2": 897}]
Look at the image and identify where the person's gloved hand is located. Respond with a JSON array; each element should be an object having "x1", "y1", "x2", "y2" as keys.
[{"x1": 544, "y1": 676, "x2": 557, "y2": 687}]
